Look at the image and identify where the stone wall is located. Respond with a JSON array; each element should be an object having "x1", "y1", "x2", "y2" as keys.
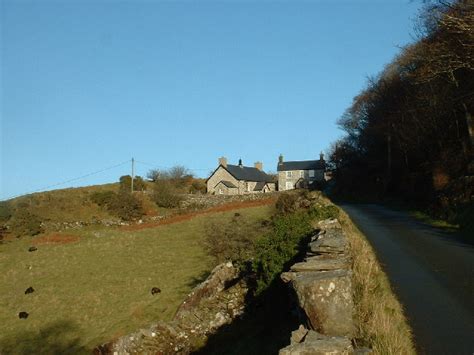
[{"x1": 279, "y1": 218, "x2": 369, "y2": 354}]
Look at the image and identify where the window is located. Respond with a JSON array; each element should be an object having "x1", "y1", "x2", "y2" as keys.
[
  {"x1": 286, "y1": 171, "x2": 292, "y2": 178},
  {"x1": 309, "y1": 170, "x2": 315, "y2": 178},
  {"x1": 219, "y1": 189, "x2": 223, "y2": 195}
]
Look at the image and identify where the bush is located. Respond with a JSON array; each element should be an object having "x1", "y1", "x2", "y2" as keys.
[
  {"x1": 9, "y1": 209, "x2": 44, "y2": 237},
  {"x1": 252, "y1": 212, "x2": 313, "y2": 294},
  {"x1": 189, "y1": 180, "x2": 207, "y2": 194},
  {"x1": 119, "y1": 175, "x2": 147, "y2": 192},
  {"x1": 275, "y1": 193, "x2": 299, "y2": 215},
  {"x1": 153, "y1": 180, "x2": 183, "y2": 208},
  {"x1": 0, "y1": 202, "x2": 12, "y2": 223},
  {"x1": 203, "y1": 214, "x2": 267, "y2": 265},
  {"x1": 108, "y1": 192, "x2": 144, "y2": 221},
  {"x1": 308, "y1": 204, "x2": 340, "y2": 221},
  {"x1": 90, "y1": 191, "x2": 116, "y2": 207}
]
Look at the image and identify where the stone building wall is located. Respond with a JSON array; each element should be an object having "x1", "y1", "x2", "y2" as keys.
[
  {"x1": 278, "y1": 169, "x2": 324, "y2": 191},
  {"x1": 207, "y1": 167, "x2": 239, "y2": 194}
]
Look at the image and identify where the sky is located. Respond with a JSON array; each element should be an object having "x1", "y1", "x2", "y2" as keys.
[{"x1": 1, "y1": 0, "x2": 423, "y2": 200}]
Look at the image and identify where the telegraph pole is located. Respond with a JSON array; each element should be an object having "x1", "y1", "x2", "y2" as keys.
[{"x1": 131, "y1": 158, "x2": 135, "y2": 193}]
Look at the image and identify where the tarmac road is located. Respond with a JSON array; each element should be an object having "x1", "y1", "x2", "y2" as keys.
[{"x1": 341, "y1": 204, "x2": 474, "y2": 354}]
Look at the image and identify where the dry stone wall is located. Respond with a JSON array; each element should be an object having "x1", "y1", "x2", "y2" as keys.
[{"x1": 279, "y1": 218, "x2": 368, "y2": 355}]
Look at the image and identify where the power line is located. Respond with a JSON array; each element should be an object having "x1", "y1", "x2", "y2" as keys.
[{"x1": 2, "y1": 159, "x2": 131, "y2": 201}]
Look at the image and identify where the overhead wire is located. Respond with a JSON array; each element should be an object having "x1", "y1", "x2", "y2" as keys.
[{"x1": 2, "y1": 159, "x2": 131, "y2": 201}]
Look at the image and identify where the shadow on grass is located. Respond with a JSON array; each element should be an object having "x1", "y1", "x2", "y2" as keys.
[
  {"x1": 0, "y1": 320, "x2": 88, "y2": 355},
  {"x1": 192, "y1": 233, "x2": 312, "y2": 355}
]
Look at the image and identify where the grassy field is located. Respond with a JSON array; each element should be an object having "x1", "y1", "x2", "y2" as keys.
[{"x1": 0, "y1": 204, "x2": 273, "y2": 354}]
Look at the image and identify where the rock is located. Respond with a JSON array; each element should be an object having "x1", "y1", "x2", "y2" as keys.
[
  {"x1": 309, "y1": 229, "x2": 348, "y2": 255},
  {"x1": 280, "y1": 331, "x2": 353, "y2": 355},
  {"x1": 28, "y1": 246, "x2": 37, "y2": 252},
  {"x1": 24, "y1": 287, "x2": 35, "y2": 294},
  {"x1": 290, "y1": 325, "x2": 309, "y2": 344},
  {"x1": 290, "y1": 255, "x2": 351, "y2": 272},
  {"x1": 289, "y1": 269, "x2": 355, "y2": 336},
  {"x1": 174, "y1": 262, "x2": 239, "y2": 317},
  {"x1": 318, "y1": 218, "x2": 342, "y2": 230}
]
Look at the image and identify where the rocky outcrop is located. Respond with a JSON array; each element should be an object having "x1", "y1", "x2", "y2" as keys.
[
  {"x1": 95, "y1": 262, "x2": 248, "y2": 354},
  {"x1": 280, "y1": 218, "x2": 360, "y2": 354}
]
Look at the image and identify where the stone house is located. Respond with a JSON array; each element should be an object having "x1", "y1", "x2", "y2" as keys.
[
  {"x1": 277, "y1": 154, "x2": 326, "y2": 191},
  {"x1": 207, "y1": 157, "x2": 276, "y2": 195}
]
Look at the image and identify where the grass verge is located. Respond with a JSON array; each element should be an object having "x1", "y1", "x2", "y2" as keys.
[{"x1": 337, "y1": 207, "x2": 416, "y2": 354}]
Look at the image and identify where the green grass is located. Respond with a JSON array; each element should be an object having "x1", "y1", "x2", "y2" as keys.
[
  {"x1": 0, "y1": 204, "x2": 272, "y2": 354},
  {"x1": 408, "y1": 210, "x2": 459, "y2": 230}
]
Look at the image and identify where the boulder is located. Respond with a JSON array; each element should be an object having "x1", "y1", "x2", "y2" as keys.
[
  {"x1": 280, "y1": 330, "x2": 353, "y2": 355},
  {"x1": 289, "y1": 269, "x2": 355, "y2": 336}
]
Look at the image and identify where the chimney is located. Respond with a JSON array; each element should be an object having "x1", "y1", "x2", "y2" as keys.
[
  {"x1": 278, "y1": 154, "x2": 284, "y2": 164},
  {"x1": 254, "y1": 161, "x2": 263, "y2": 171},
  {"x1": 238, "y1": 158, "x2": 243, "y2": 167},
  {"x1": 320, "y1": 152, "x2": 325, "y2": 161},
  {"x1": 219, "y1": 156, "x2": 227, "y2": 168}
]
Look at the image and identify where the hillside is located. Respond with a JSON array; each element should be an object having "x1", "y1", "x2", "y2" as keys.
[
  {"x1": 0, "y1": 200, "x2": 274, "y2": 353},
  {"x1": 0, "y1": 177, "x2": 209, "y2": 240}
]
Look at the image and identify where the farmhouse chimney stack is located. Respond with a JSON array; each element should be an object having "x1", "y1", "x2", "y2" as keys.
[
  {"x1": 254, "y1": 162, "x2": 263, "y2": 171},
  {"x1": 219, "y1": 157, "x2": 227, "y2": 168}
]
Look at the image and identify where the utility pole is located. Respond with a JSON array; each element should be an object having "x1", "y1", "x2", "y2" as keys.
[{"x1": 131, "y1": 158, "x2": 135, "y2": 193}]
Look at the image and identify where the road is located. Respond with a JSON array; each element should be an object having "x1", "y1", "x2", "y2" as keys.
[{"x1": 341, "y1": 204, "x2": 474, "y2": 355}]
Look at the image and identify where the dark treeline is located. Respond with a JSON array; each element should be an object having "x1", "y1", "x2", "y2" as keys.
[{"x1": 329, "y1": 0, "x2": 473, "y2": 223}]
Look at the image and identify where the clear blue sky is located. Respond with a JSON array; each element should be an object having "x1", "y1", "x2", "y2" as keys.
[{"x1": 1, "y1": 0, "x2": 422, "y2": 199}]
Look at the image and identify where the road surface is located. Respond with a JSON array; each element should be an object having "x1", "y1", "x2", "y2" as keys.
[{"x1": 341, "y1": 204, "x2": 474, "y2": 354}]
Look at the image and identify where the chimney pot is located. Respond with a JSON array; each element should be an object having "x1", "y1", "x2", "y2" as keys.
[
  {"x1": 320, "y1": 152, "x2": 324, "y2": 161},
  {"x1": 254, "y1": 162, "x2": 263, "y2": 171},
  {"x1": 219, "y1": 156, "x2": 227, "y2": 168},
  {"x1": 238, "y1": 158, "x2": 243, "y2": 167},
  {"x1": 278, "y1": 154, "x2": 284, "y2": 164}
]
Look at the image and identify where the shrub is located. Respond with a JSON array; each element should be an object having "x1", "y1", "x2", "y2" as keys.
[
  {"x1": 275, "y1": 193, "x2": 299, "y2": 215},
  {"x1": 90, "y1": 191, "x2": 116, "y2": 207},
  {"x1": 252, "y1": 211, "x2": 313, "y2": 294},
  {"x1": 108, "y1": 192, "x2": 144, "y2": 221},
  {"x1": 153, "y1": 180, "x2": 183, "y2": 208},
  {"x1": 189, "y1": 180, "x2": 207, "y2": 194},
  {"x1": 9, "y1": 209, "x2": 44, "y2": 237},
  {"x1": 0, "y1": 202, "x2": 12, "y2": 223},
  {"x1": 308, "y1": 204, "x2": 340, "y2": 221},
  {"x1": 119, "y1": 175, "x2": 147, "y2": 192},
  {"x1": 203, "y1": 214, "x2": 266, "y2": 265}
]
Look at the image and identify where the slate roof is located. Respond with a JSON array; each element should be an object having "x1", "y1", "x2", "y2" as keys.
[
  {"x1": 218, "y1": 180, "x2": 237, "y2": 188},
  {"x1": 277, "y1": 160, "x2": 325, "y2": 172},
  {"x1": 253, "y1": 181, "x2": 267, "y2": 191},
  {"x1": 225, "y1": 164, "x2": 274, "y2": 183}
]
